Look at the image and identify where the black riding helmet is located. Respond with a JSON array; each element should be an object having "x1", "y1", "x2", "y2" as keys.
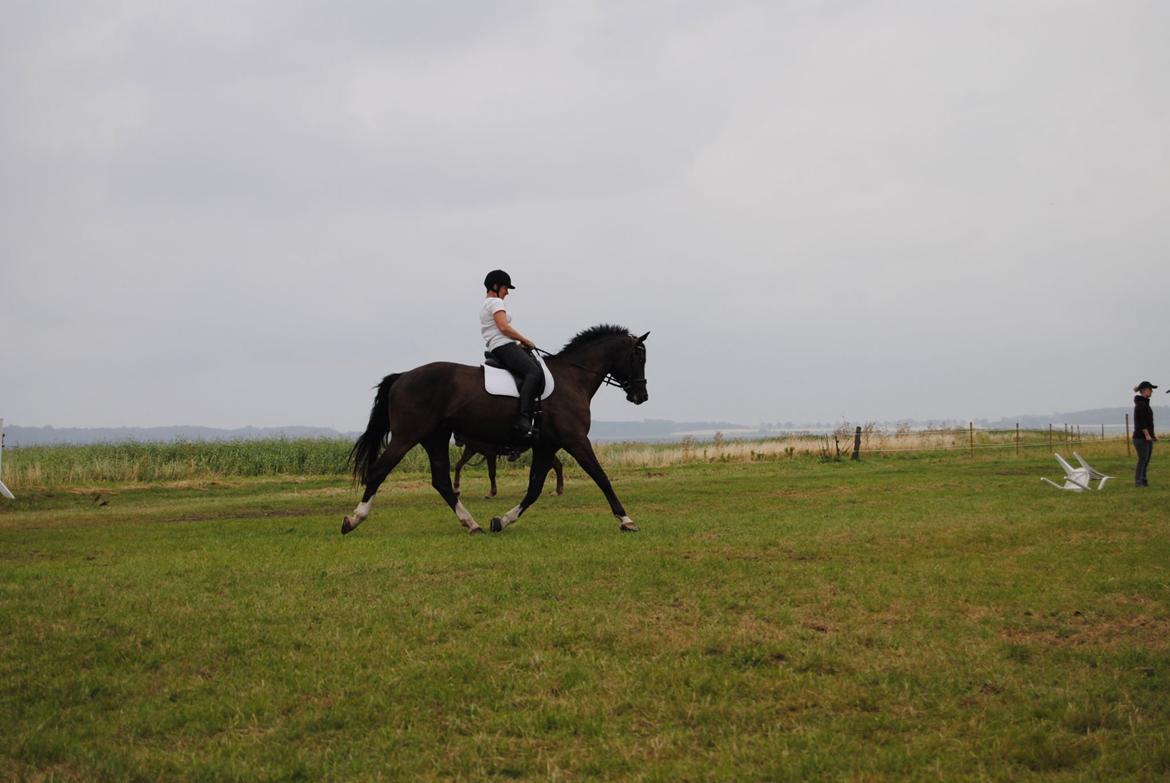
[{"x1": 484, "y1": 269, "x2": 516, "y2": 292}]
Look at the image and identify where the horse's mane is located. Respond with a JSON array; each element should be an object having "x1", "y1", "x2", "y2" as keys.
[{"x1": 556, "y1": 324, "x2": 631, "y2": 356}]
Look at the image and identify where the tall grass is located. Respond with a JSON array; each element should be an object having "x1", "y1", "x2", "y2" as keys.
[
  {"x1": 3, "y1": 439, "x2": 377, "y2": 488},
  {"x1": 2, "y1": 429, "x2": 1134, "y2": 488}
]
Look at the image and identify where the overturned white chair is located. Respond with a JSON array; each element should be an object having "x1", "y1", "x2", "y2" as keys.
[{"x1": 1041, "y1": 452, "x2": 1111, "y2": 491}]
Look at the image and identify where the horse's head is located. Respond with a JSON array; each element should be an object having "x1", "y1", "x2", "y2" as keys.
[
  {"x1": 556, "y1": 325, "x2": 650, "y2": 404},
  {"x1": 613, "y1": 331, "x2": 649, "y2": 405}
]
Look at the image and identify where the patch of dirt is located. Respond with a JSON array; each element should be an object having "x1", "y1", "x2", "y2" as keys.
[
  {"x1": 1, "y1": 761, "x2": 87, "y2": 783},
  {"x1": 961, "y1": 605, "x2": 1000, "y2": 622},
  {"x1": 1000, "y1": 615, "x2": 1170, "y2": 649},
  {"x1": 63, "y1": 479, "x2": 252, "y2": 494},
  {"x1": 689, "y1": 544, "x2": 831, "y2": 563},
  {"x1": 286, "y1": 486, "x2": 351, "y2": 497},
  {"x1": 154, "y1": 507, "x2": 326, "y2": 524},
  {"x1": 765, "y1": 485, "x2": 855, "y2": 500}
]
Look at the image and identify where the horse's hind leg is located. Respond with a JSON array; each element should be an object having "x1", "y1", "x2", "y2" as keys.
[
  {"x1": 342, "y1": 438, "x2": 415, "y2": 535},
  {"x1": 551, "y1": 453, "x2": 564, "y2": 496},
  {"x1": 453, "y1": 445, "x2": 474, "y2": 497},
  {"x1": 486, "y1": 453, "x2": 498, "y2": 498},
  {"x1": 423, "y1": 435, "x2": 483, "y2": 534}
]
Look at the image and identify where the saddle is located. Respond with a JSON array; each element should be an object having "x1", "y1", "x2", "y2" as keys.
[{"x1": 482, "y1": 352, "x2": 555, "y2": 400}]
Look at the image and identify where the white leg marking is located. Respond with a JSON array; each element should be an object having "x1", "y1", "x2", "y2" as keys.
[
  {"x1": 349, "y1": 499, "x2": 373, "y2": 528},
  {"x1": 343, "y1": 498, "x2": 374, "y2": 533},
  {"x1": 455, "y1": 500, "x2": 480, "y2": 531},
  {"x1": 618, "y1": 515, "x2": 639, "y2": 532},
  {"x1": 498, "y1": 504, "x2": 523, "y2": 529}
]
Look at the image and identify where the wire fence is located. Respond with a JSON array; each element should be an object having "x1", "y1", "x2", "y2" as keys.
[
  {"x1": 776, "y1": 421, "x2": 1141, "y2": 463},
  {"x1": 574, "y1": 422, "x2": 1144, "y2": 471},
  {"x1": 0, "y1": 422, "x2": 1143, "y2": 489},
  {"x1": 786, "y1": 421, "x2": 1137, "y2": 462}
]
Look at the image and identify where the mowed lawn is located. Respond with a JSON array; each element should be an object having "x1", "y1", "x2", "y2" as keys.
[{"x1": 1, "y1": 451, "x2": 1168, "y2": 781}]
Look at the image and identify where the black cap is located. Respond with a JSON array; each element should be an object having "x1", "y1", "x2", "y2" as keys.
[
  {"x1": 1136, "y1": 381, "x2": 1158, "y2": 391},
  {"x1": 484, "y1": 270, "x2": 515, "y2": 291}
]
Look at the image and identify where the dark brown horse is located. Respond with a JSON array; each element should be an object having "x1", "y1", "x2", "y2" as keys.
[
  {"x1": 343, "y1": 325, "x2": 648, "y2": 535},
  {"x1": 452, "y1": 435, "x2": 565, "y2": 499}
]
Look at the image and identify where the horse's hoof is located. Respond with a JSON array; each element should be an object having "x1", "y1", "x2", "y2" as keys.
[
  {"x1": 490, "y1": 517, "x2": 502, "y2": 533},
  {"x1": 341, "y1": 517, "x2": 354, "y2": 535},
  {"x1": 619, "y1": 521, "x2": 639, "y2": 532},
  {"x1": 468, "y1": 525, "x2": 484, "y2": 535}
]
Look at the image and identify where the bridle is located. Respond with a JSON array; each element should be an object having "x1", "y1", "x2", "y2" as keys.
[{"x1": 534, "y1": 345, "x2": 646, "y2": 393}]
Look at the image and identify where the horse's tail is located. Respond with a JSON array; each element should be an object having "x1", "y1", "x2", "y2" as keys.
[{"x1": 349, "y1": 373, "x2": 401, "y2": 485}]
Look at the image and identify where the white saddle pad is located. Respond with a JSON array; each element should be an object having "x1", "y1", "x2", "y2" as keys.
[{"x1": 483, "y1": 352, "x2": 555, "y2": 399}]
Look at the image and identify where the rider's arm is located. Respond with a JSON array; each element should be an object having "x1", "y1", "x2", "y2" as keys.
[{"x1": 494, "y1": 310, "x2": 535, "y2": 349}]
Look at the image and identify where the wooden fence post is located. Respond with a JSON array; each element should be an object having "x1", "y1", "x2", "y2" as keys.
[
  {"x1": 851, "y1": 426, "x2": 861, "y2": 461},
  {"x1": 969, "y1": 422, "x2": 974, "y2": 456},
  {"x1": 1125, "y1": 415, "x2": 1131, "y2": 456},
  {"x1": 1015, "y1": 423, "x2": 1020, "y2": 456},
  {"x1": 1048, "y1": 424, "x2": 1053, "y2": 450}
]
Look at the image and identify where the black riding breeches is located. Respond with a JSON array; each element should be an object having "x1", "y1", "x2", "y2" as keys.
[{"x1": 491, "y1": 343, "x2": 543, "y2": 415}]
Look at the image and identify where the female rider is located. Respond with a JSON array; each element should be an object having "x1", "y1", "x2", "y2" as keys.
[{"x1": 481, "y1": 270, "x2": 542, "y2": 438}]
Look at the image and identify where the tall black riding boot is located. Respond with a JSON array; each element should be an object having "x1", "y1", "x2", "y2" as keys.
[
  {"x1": 513, "y1": 369, "x2": 541, "y2": 440},
  {"x1": 490, "y1": 343, "x2": 542, "y2": 440},
  {"x1": 512, "y1": 409, "x2": 535, "y2": 439}
]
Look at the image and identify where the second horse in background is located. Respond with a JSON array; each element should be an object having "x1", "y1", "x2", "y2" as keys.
[{"x1": 452, "y1": 435, "x2": 565, "y2": 499}]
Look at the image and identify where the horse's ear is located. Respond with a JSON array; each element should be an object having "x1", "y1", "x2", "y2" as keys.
[{"x1": 637, "y1": 331, "x2": 650, "y2": 343}]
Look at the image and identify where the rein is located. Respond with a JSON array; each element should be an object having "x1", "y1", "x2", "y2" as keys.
[{"x1": 534, "y1": 346, "x2": 644, "y2": 392}]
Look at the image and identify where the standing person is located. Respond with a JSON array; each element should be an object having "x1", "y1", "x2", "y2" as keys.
[
  {"x1": 1133, "y1": 381, "x2": 1157, "y2": 487},
  {"x1": 481, "y1": 270, "x2": 543, "y2": 439}
]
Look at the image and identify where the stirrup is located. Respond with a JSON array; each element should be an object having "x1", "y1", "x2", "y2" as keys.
[{"x1": 512, "y1": 415, "x2": 535, "y2": 439}]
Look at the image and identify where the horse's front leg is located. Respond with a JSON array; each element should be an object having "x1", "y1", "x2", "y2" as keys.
[
  {"x1": 562, "y1": 438, "x2": 638, "y2": 532},
  {"x1": 490, "y1": 447, "x2": 555, "y2": 532}
]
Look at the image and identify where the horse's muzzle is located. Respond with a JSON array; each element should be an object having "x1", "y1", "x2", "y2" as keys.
[{"x1": 627, "y1": 389, "x2": 649, "y2": 405}]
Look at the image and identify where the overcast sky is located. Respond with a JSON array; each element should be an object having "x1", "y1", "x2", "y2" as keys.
[{"x1": 2, "y1": 1, "x2": 1168, "y2": 431}]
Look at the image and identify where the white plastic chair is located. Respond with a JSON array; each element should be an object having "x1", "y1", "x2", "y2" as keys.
[{"x1": 1041, "y1": 452, "x2": 1111, "y2": 491}]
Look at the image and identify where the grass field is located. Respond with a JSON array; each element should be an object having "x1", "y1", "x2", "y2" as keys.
[{"x1": 1, "y1": 445, "x2": 1168, "y2": 781}]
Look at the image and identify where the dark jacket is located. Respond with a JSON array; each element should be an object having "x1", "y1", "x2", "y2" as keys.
[{"x1": 1133, "y1": 395, "x2": 1156, "y2": 439}]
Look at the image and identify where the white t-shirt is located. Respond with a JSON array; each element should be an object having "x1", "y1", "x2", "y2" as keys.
[{"x1": 481, "y1": 298, "x2": 513, "y2": 351}]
